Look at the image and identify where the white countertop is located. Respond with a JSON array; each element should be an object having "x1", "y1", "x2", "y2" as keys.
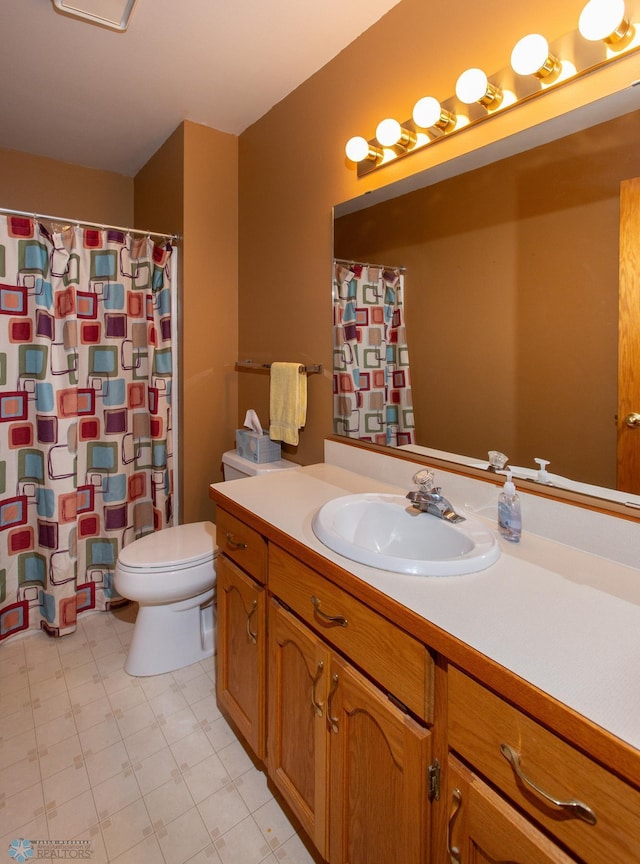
[{"x1": 211, "y1": 462, "x2": 640, "y2": 752}]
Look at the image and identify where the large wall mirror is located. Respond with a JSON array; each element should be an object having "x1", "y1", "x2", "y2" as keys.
[{"x1": 333, "y1": 86, "x2": 640, "y2": 506}]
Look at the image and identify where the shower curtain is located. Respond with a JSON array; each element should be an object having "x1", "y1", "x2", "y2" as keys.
[
  {"x1": 0, "y1": 216, "x2": 175, "y2": 641},
  {"x1": 333, "y1": 261, "x2": 415, "y2": 446}
]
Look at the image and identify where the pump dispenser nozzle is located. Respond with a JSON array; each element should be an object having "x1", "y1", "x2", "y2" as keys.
[
  {"x1": 534, "y1": 458, "x2": 550, "y2": 483},
  {"x1": 501, "y1": 470, "x2": 515, "y2": 494}
]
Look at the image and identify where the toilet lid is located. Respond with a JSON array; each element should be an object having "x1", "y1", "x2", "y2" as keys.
[{"x1": 118, "y1": 521, "x2": 217, "y2": 569}]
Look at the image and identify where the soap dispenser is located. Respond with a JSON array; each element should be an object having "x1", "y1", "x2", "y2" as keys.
[{"x1": 498, "y1": 471, "x2": 522, "y2": 543}]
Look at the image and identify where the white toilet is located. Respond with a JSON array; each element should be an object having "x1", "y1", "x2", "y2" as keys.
[{"x1": 115, "y1": 449, "x2": 298, "y2": 676}]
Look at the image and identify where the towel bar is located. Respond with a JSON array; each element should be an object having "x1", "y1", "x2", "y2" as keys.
[{"x1": 235, "y1": 361, "x2": 322, "y2": 375}]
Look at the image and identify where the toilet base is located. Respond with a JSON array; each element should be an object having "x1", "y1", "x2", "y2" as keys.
[{"x1": 124, "y1": 588, "x2": 216, "y2": 676}]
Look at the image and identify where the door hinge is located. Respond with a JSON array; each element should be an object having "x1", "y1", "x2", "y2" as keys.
[{"x1": 428, "y1": 759, "x2": 441, "y2": 802}]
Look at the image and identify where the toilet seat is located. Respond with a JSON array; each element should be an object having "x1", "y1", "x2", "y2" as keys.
[{"x1": 118, "y1": 521, "x2": 216, "y2": 570}]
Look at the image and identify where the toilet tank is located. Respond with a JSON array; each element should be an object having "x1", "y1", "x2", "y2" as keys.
[{"x1": 221, "y1": 449, "x2": 299, "y2": 480}]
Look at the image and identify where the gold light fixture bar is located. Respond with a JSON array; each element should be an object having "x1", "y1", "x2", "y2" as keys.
[{"x1": 347, "y1": 0, "x2": 640, "y2": 177}]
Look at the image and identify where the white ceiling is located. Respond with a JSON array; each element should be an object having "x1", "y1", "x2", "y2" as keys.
[{"x1": 0, "y1": 0, "x2": 402, "y2": 176}]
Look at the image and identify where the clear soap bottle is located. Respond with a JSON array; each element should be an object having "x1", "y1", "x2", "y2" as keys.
[{"x1": 498, "y1": 471, "x2": 521, "y2": 542}]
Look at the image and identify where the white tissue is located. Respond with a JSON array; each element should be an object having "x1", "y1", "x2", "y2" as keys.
[{"x1": 243, "y1": 409, "x2": 264, "y2": 434}]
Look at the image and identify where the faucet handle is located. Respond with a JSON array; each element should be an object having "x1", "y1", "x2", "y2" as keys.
[{"x1": 412, "y1": 469, "x2": 435, "y2": 492}]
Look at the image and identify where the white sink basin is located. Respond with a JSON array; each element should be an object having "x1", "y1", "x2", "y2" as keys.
[{"x1": 312, "y1": 493, "x2": 500, "y2": 576}]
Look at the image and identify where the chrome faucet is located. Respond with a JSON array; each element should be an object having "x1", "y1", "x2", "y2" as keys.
[{"x1": 406, "y1": 470, "x2": 466, "y2": 523}]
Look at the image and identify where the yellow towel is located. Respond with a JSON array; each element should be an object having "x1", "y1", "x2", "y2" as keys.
[{"x1": 269, "y1": 362, "x2": 307, "y2": 446}]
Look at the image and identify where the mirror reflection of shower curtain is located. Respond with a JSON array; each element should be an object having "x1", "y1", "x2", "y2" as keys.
[
  {"x1": 0, "y1": 216, "x2": 175, "y2": 642},
  {"x1": 333, "y1": 261, "x2": 415, "y2": 447}
]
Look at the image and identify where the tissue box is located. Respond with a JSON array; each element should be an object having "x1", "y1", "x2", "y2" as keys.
[{"x1": 235, "y1": 429, "x2": 282, "y2": 463}]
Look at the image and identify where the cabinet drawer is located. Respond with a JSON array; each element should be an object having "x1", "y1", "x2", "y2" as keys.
[
  {"x1": 448, "y1": 667, "x2": 640, "y2": 864},
  {"x1": 216, "y1": 508, "x2": 267, "y2": 583},
  {"x1": 269, "y1": 544, "x2": 433, "y2": 723}
]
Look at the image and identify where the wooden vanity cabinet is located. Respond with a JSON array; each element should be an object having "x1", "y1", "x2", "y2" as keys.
[
  {"x1": 267, "y1": 545, "x2": 433, "y2": 864},
  {"x1": 445, "y1": 755, "x2": 577, "y2": 863},
  {"x1": 215, "y1": 508, "x2": 268, "y2": 759},
  {"x1": 211, "y1": 502, "x2": 640, "y2": 864},
  {"x1": 268, "y1": 598, "x2": 431, "y2": 864},
  {"x1": 448, "y1": 667, "x2": 640, "y2": 864}
]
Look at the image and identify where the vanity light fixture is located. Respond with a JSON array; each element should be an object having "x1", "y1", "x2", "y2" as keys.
[
  {"x1": 511, "y1": 34, "x2": 561, "y2": 80},
  {"x1": 412, "y1": 96, "x2": 457, "y2": 132},
  {"x1": 345, "y1": 136, "x2": 383, "y2": 164},
  {"x1": 578, "y1": 0, "x2": 634, "y2": 46},
  {"x1": 344, "y1": 5, "x2": 640, "y2": 177},
  {"x1": 375, "y1": 118, "x2": 418, "y2": 150},
  {"x1": 455, "y1": 68, "x2": 503, "y2": 108}
]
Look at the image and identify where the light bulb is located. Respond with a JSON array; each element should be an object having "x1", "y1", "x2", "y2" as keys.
[
  {"x1": 376, "y1": 118, "x2": 402, "y2": 147},
  {"x1": 345, "y1": 136, "x2": 370, "y2": 163},
  {"x1": 413, "y1": 96, "x2": 456, "y2": 133},
  {"x1": 579, "y1": 0, "x2": 627, "y2": 42},
  {"x1": 455, "y1": 68, "x2": 502, "y2": 108},
  {"x1": 456, "y1": 68, "x2": 487, "y2": 103},
  {"x1": 412, "y1": 97, "x2": 441, "y2": 128},
  {"x1": 511, "y1": 34, "x2": 559, "y2": 78}
]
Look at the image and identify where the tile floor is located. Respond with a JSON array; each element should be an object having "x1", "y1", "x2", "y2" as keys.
[{"x1": 0, "y1": 605, "x2": 317, "y2": 864}]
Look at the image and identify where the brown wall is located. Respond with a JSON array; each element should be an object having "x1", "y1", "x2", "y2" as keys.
[
  {"x1": 135, "y1": 121, "x2": 239, "y2": 524},
  {"x1": 182, "y1": 122, "x2": 238, "y2": 522},
  {"x1": 335, "y1": 112, "x2": 640, "y2": 488},
  {"x1": 238, "y1": 0, "x2": 637, "y2": 468},
  {"x1": 0, "y1": 147, "x2": 133, "y2": 225}
]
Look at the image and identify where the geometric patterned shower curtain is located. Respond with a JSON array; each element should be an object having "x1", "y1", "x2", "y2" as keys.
[
  {"x1": 0, "y1": 216, "x2": 175, "y2": 642},
  {"x1": 333, "y1": 260, "x2": 415, "y2": 447}
]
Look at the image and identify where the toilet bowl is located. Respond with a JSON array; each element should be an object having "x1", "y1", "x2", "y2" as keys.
[
  {"x1": 115, "y1": 450, "x2": 298, "y2": 677},
  {"x1": 115, "y1": 521, "x2": 217, "y2": 676}
]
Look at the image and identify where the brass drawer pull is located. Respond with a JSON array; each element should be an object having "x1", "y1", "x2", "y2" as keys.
[
  {"x1": 447, "y1": 787, "x2": 462, "y2": 864},
  {"x1": 246, "y1": 600, "x2": 257, "y2": 644},
  {"x1": 311, "y1": 595, "x2": 348, "y2": 628},
  {"x1": 327, "y1": 672, "x2": 340, "y2": 733},
  {"x1": 500, "y1": 743, "x2": 597, "y2": 825},
  {"x1": 225, "y1": 531, "x2": 248, "y2": 550},
  {"x1": 311, "y1": 661, "x2": 325, "y2": 717}
]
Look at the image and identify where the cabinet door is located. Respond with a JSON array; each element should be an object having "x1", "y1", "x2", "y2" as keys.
[
  {"x1": 328, "y1": 654, "x2": 431, "y2": 864},
  {"x1": 446, "y1": 756, "x2": 577, "y2": 864},
  {"x1": 268, "y1": 600, "x2": 331, "y2": 858},
  {"x1": 216, "y1": 555, "x2": 266, "y2": 759}
]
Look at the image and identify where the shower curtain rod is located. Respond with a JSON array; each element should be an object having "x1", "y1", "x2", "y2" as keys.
[
  {"x1": 334, "y1": 257, "x2": 406, "y2": 273},
  {"x1": 0, "y1": 206, "x2": 179, "y2": 242}
]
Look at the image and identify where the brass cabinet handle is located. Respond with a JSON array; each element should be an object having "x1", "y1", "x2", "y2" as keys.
[
  {"x1": 327, "y1": 672, "x2": 339, "y2": 734},
  {"x1": 447, "y1": 787, "x2": 462, "y2": 864},
  {"x1": 500, "y1": 743, "x2": 597, "y2": 825},
  {"x1": 225, "y1": 531, "x2": 248, "y2": 550},
  {"x1": 311, "y1": 595, "x2": 348, "y2": 628},
  {"x1": 311, "y1": 661, "x2": 325, "y2": 717},
  {"x1": 246, "y1": 600, "x2": 258, "y2": 644},
  {"x1": 625, "y1": 412, "x2": 640, "y2": 428}
]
